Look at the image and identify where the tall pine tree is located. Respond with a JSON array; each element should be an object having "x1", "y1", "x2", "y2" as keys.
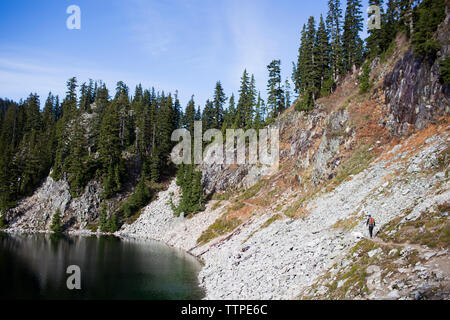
[{"x1": 342, "y1": 0, "x2": 364, "y2": 72}]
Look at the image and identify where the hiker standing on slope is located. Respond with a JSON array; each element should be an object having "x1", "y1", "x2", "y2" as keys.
[{"x1": 366, "y1": 215, "x2": 376, "y2": 238}]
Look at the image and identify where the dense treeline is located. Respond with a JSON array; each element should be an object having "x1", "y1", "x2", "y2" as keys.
[
  {"x1": 0, "y1": 78, "x2": 186, "y2": 230},
  {"x1": 0, "y1": 95, "x2": 56, "y2": 214},
  {"x1": 0, "y1": 63, "x2": 293, "y2": 227},
  {"x1": 293, "y1": 0, "x2": 447, "y2": 111}
]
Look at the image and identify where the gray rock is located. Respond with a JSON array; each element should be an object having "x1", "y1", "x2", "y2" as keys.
[
  {"x1": 386, "y1": 289, "x2": 400, "y2": 300},
  {"x1": 368, "y1": 248, "x2": 382, "y2": 258}
]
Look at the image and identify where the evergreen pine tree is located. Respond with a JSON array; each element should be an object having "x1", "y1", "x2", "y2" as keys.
[
  {"x1": 0, "y1": 212, "x2": 7, "y2": 229},
  {"x1": 173, "y1": 90, "x2": 183, "y2": 129},
  {"x1": 284, "y1": 80, "x2": 292, "y2": 109},
  {"x1": 0, "y1": 149, "x2": 17, "y2": 213},
  {"x1": 54, "y1": 96, "x2": 62, "y2": 121},
  {"x1": 99, "y1": 102, "x2": 123, "y2": 198},
  {"x1": 114, "y1": 81, "x2": 133, "y2": 148},
  {"x1": 222, "y1": 94, "x2": 237, "y2": 131},
  {"x1": 342, "y1": 0, "x2": 364, "y2": 72},
  {"x1": 191, "y1": 170, "x2": 205, "y2": 212},
  {"x1": 157, "y1": 93, "x2": 175, "y2": 171},
  {"x1": 253, "y1": 92, "x2": 266, "y2": 128},
  {"x1": 327, "y1": 0, "x2": 344, "y2": 79},
  {"x1": 99, "y1": 202, "x2": 107, "y2": 232},
  {"x1": 62, "y1": 77, "x2": 78, "y2": 118},
  {"x1": 237, "y1": 70, "x2": 253, "y2": 128},
  {"x1": 176, "y1": 163, "x2": 185, "y2": 186},
  {"x1": 212, "y1": 81, "x2": 226, "y2": 129},
  {"x1": 412, "y1": 0, "x2": 446, "y2": 60},
  {"x1": 178, "y1": 164, "x2": 193, "y2": 215},
  {"x1": 0, "y1": 105, "x2": 20, "y2": 211},
  {"x1": 267, "y1": 60, "x2": 284, "y2": 118},
  {"x1": 366, "y1": 0, "x2": 385, "y2": 57},
  {"x1": 184, "y1": 96, "x2": 196, "y2": 135},
  {"x1": 106, "y1": 214, "x2": 119, "y2": 233},
  {"x1": 359, "y1": 62, "x2": 372, "y2": 94},
  {"x1": 295, "y1": 16, "x2": 317, "y2": 111},
  {"x1": 383, "y1": 0, "x2": 399, "y2": 48},
  {"x1": 50, "y1": 208, "x2": 63, "y2": 233},
  {"x1": 67, "y1": 118, "x2": 88, "y2": 196},
  {"x1": 293, "y1": 24, "x2": 307, "y2": 94},
  {"x1": 52, "y1": 78, "x2": 80, "y2": 180},
  {"x1": 315, "y1": 15, "x2": 333, "y2": 96},
  {"x1": 202, "y1": 100, "x2": 215, "y2": 131},
  {"x1": 248, "y1": 75, "x2": 257, "y2": 125},
  {"x1": 149, "y1": 147, "x2": 160, "y2": 183}
]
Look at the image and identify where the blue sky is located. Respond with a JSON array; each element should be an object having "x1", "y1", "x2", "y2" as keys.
[{"x1": 0, "y1": 0, "x2": 370, "y2": 109}]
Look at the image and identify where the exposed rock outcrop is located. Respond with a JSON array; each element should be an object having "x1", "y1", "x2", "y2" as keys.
[
  {"x1": 384, "y1": 16, "x2": 450, "y2": 135},
  {"x1": 7, "y1": 174, "x2": 103, "y2": 232}
]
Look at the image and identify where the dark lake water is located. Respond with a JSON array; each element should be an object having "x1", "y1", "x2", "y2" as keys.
[{"x1": 0, "y1": 232, "x2": 205, "y2": 300}]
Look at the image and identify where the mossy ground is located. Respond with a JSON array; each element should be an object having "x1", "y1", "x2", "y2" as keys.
[
  {"x1": 332, "y1": 215, "x2": 360, "y2": 232},
  {"x1": 197, "y1": 214, "x2": 242, "y2": 245},
  {"x1": 379, "y1": 202, "x2": 450, "y2": 249},
  {"x1": 304, "y1": 238, "x2": 423, "y2": 299}
]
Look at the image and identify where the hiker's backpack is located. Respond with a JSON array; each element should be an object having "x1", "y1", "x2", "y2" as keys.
[{"x1": 369, "y1": 218, "x2": 375, "y2": 226}]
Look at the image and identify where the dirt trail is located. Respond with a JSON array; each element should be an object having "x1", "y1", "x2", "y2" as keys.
[
  {"x1": 242, "y1": 201, "x2": 264, "y2": 209},
  {"x1": 370, "y1": 237, "x2": 433, "y2": 255}
]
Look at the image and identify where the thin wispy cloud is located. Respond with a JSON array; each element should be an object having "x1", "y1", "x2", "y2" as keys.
[
  {"x1": 125, "y1": 1, "x2": 174, "y2": 56},
  {"x1": 0, "y1": 56, "x2": 66, "y2": 100},
  {"x1": 224, "y1": 0, "x2": 276, "y2": 88},
  {"x1": 0, "y1": 58, "x2": 61, "y2": 75},
  {"x1": 123, "y1": 0, "x2": 209, "y2": 58},
  {"x1": 0, "y1": 53, "x2": 159, "y2": 102}
]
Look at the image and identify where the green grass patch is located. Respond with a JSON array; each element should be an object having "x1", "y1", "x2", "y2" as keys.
[
  {"x1": 86, "y1": 221, "x2": 99, "y2": 233},
  {"x1": 260, "y1": 214, "x2": 282, "y2": 229},
  {"x1": 237, "y1": 179, "x2": 267, "y2": 201},
  {"x1": 211, "y1": 201, "x2": 222, "y2": 211},
  {"x1": 257, "y1": 187, "x2": 279, "y2": 207},
  {"x1": 380, "y1": 40, "x2": 397, "y2": 63},
  {"x1": 332, "y1": 145, "x2": 375, "y2": 187},
  {"x1": 332, "y1": 216, "x2": 360, "y2": 232},
  {"x1": 212, "y1": 190, "x2": 234, "y2": 201},
  {"x1": 380, "y1": 202, "x2": 449, "y2": 249},
  {"x1": 231, "y1": 202, "x2": 245, "y2": 211},
  {"x1": 284, "y1": 190, "x2": 318, "y2": 219},
  {"x1": 197, "y1": 216, "x2": 242, "y2": 245}
]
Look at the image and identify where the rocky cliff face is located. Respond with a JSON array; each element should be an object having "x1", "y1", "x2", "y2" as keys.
[
  {"x1": 6, "y1": 174, "x2": 104, "y2": 232},
  {"x1": 201, "y1": 99, "x2": 354, "y2": 195},
  {"x1": 6, "y1": 153, "x2": 141, "y2": 234},
  {"x1": 201, "y1": 162, "x2": 273, "y2": 195},
  {"x1": 384, "y1": 14, "x2": 450, "y2": 136}
]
